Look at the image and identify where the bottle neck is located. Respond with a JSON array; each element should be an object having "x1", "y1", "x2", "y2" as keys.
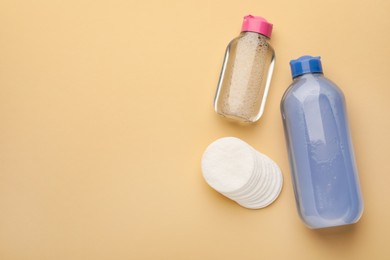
[
  {"x1": 240, "y1": 31, "x2": 270, "y2": 39},
  {"x1": 293, "y1": 72, "x2": 324, "y2": 81}
]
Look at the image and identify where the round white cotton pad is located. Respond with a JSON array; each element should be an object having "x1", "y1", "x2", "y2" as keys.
[
  {"x1": 201, "y1": 137, "x2": 256, "y2": 193},
  {"x1": 201, "y1": 137, "x2": 283, "y2": 209}
]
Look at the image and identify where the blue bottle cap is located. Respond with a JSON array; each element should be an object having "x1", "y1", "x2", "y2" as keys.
[{"x1": 290, "y1": 55, "x2": 323, "y2": 78}]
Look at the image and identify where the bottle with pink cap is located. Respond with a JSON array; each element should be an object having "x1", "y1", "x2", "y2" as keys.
[{"x1": 214, "y1": 15, "x2": 275, "y2": 123}]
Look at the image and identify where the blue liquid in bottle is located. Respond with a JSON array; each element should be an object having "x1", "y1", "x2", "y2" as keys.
[{"x1": 281, "y1": 56, "x2": 363, "y2": 229}]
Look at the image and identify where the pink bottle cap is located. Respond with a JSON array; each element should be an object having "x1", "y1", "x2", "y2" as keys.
[{"x1": 241, "y1": 15, "x2": 273, "y2": 38}]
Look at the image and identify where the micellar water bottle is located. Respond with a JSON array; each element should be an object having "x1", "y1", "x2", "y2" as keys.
[
  {"x1": 214, "y1": 15, "x2": 275, "y2": 123},
  {"x1": 280, "y1": 56, "x2": 363, "y2": 229}
]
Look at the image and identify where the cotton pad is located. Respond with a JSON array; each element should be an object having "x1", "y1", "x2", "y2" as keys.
[
  {"x1": 201, "y1": 137, "x2": 256, "y2": 193},
  {"x1": 201, "y1": 137, "x2": 283, "y2": 209}
]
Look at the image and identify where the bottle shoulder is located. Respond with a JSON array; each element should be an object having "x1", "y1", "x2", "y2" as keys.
[
  {"x1": 282, "y1": 74, "x2": 344, "y2": 104},
  {"x1": 228, "y1": 32, "x2": 273, "y2": 50}
]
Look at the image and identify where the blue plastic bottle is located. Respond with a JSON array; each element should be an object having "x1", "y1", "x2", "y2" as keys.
[{"x1": 280, "y1": 56, "x2": 363, "y2": 229}]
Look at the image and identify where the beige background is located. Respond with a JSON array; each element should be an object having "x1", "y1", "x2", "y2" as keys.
[{"x1": 0, "y1": 0, "x2": 389, "y2": 259}]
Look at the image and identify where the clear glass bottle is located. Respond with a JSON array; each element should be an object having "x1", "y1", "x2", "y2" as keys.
[
  {"x1": 281, "y1": 56, "x2": 364, "y2": 229},
  {"x1": 214, "y1": 15, "x2": 275, "y2": 123}
]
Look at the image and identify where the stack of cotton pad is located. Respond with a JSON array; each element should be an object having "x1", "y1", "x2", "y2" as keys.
[{"x1": 201, "y1": 137, "x2": 283, "y2": 209}]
